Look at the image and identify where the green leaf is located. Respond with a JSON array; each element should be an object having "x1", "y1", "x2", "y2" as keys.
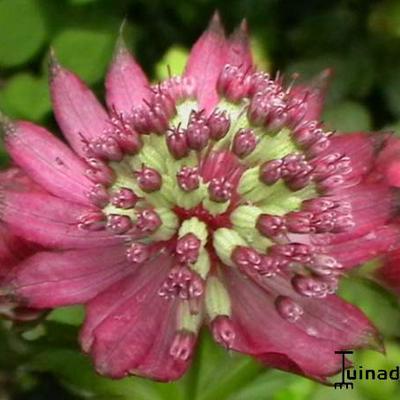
[
  {"x1": 310, "y1": 384, "x2": 366, "y2": 400},
  {"x1": 369, "y1": 1, "x2": 400, "y2": 37},
  {"x1": 68, "y1": 0, "x2": 99, "y2": 4},
  {"x1": 0, "y1": 149, "x2": 10, "y2": 168},
  {"x1": 26, "y1": 321, "x2": 80, "y2": 350},
  {"x1": 0, "y1": 0, "x2": 47, "y2": 68},
  {"x1": 286, "y1": 51, "x2": 374, "y2": 104},
  {"x1": 25, "y1": 349, "x2": 165, "y2": 400},
  {"x1": 153, "y1": 380, "x2": 186, "y2": 400},
  {"x1": 192, "y1": 331, "x2": 264, "y2": 400},
  {"x1": 382, "y1": 120, "x2": 400, "y2": 135},
  {"x1": 356, "y1": 342, "x2": 400, "y2": 400},
  {"x1": 323, "y1": 101, "x2": 372, "y2": 132},
  {"x1": 227, "y1": 370, "x2": 300, "y2": 400},
  {"x1": 339, "y1": 277, "x2": 400, "y2": 338},
  {"x1": 155, "y1": 46, "x2": 188, "y2": 80},
  {"x1": 286, "y1": 56, "x2": 349, "y2": 104},
  {"x1": 0, "y1": 73, "x2": 51, "y2": 122},
  {"x1": 273, "y1": 377, "x2": 315, "y2": 400},
  {"x1": 382, "y1": 66, "x2": 400, "y2": 118},
  {"x1": 250, "y1": 36, "x2": 271, "y2": 72},
  {"x1": 52, "y1": 27, "x2": 116, "y2": 84},
  {"x1": 47, "y1": 306, "x2": 85, "y2": 327}
]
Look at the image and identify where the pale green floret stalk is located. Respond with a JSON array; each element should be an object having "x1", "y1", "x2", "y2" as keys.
[
  {"x1": 213, "y1": 101, "x2": 249, "y2": 150},
  {"x1": 149, "y1": 208, "x2": 179, "y2": 241},
  {"x1": 202, "y1": 196, "x2": 230, "y2": 215},
  {"x1": 213, "y1": 228, "x2": 247, "y2": 267},
  {"x1": 139, "y1": 175, "x2": 176, "y2": 208},
  {"x1": 176, "y1": 183, "x2": 207, "y2": 209},
  {"x1": 130, "y1": 139, "x2": 166, "y2": 172},
  {"x1": 177, "y1": 301, "x2": 202, "y2": 333},
  {"x1": 205, "y1": 276, "x2": 232, "y2": 320},
  {"x1": 230, "y1": 205, "x2": 272, "y2": 251},
  {"x1": 191, "y1": 250, "x2": 211, "y2": 279},
  {"x1": 243, "y1": 128, "x2": 297, "y2": 166},
  {"x1": 178, "y1": 217, "x2": 208, "y2": 246}
]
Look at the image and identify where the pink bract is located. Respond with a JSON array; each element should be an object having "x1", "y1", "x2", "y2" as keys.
[
  {"x1": 0, "y1": 14, "x2": 397, "y2": 382},
  {"x1": 372, "y1": 136, "x2": 400, "y2": 295},
  {"x1": 0, "y1": 168, "x2": 44, "y2": 321}
]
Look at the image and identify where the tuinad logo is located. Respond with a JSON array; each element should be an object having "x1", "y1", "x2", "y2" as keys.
[
  {"x1": 333, "y1": 350, "x2": 400, "y2": 389},
  {"x1": 334, "y1": 350, "x2": 355, "y2": 389}
]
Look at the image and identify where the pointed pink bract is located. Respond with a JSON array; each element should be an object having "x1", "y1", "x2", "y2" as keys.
[
  {"x1": 83, "y1": 253, "x2": 193, "y2": 381},
  {"x1": 224, "y1": 269, "x2": 347, "y2": 380},
  {"x1": 9, "y1": 245, "x2": 131, "y2": 307},
  {"x1": 226, "y1": 20, "x2": 253, "y2": 70},
  {"x1": 375, "y1": 136, "x2": 400, "y2": 187},
  {"x1": 223, "y1": 269, "x2": 380, "y2": 380},
  {"x1": 5, "y1": 121, "x2": 93, "y2": 205},
  {"x1": 0, "y1": 168, "x2": 44, "y2": 321},
  {"x1": 291, "y1": 69, "x2": 331, "y2": 122},
  {"x1": 184, "y1": 13, "x2": 227, "y2": 112},
  {"x1": 0, "y1": 190, "x2": 123, "y2": 249},
  {"x1": 50, "y1": 59, "x2": 110, "y2": 157},
  {"x1": 376, "y1": 249, "x2": 400, "y2": 295},
  {"x1": 105, "y1": 40, "x2": 150, "y2": 115}
]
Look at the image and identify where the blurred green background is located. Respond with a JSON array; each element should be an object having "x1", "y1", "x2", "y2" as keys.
[{"x1": 2, "y1": 0, "x2": 400, "y2": 399}]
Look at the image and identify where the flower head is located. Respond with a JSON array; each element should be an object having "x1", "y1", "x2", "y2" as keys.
[{"x1": 0, "y1": 14, "x2": 397, "y2": 381}]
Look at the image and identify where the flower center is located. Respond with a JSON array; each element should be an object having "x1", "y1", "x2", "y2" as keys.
[{"x1": 78, "y1": 66, "x2": 354, "y2": 331}]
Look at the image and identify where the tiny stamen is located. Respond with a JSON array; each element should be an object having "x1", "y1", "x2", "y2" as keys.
[
  {"x1": 166, "y1": 126, "x2": 189, "y2": 159},
  {"x1": 135, "y1": 209, "x2": 162, "y2": 234},
  {"x1": 186, "y1": 111, "x2": 210, "y2": 151},
  {"x1": 270, "y1": 243, "x2": 313, "y2": 264},
  {"x1": 169, "y1": 331, "x2": 196, "y2": 361},
  {"x1": 111, "y1": 187, "x2": 139, "y2": 209},
  {"x1": 77, "y1": 211, "x2": 106, "y2": 231},
  {"x1": 86, "y1": 136, "x2": 123, "y2": 161},
  {"x1": 158, "y1": 265, "x2": 204, "y2": 300},
  {"x1": 259, "y1": 159, "x2": 283, "y2": 185},
  {"x1": 126, "y1": 242, "x2": 150, "y2": 264},
  {"x1": 208, "y1": 178, "x2": 233, "y2": 203},
  {"x1": 208, "y1": 109, "x2": 231, "y2": 140},
  {"x1": 176, "y1": 233, "x2": 201, "y2": 264},
  {"x1": 231, "y1": 246, "x2": 261, "y2": 271},
  {"x1": 85, "y1": 158, "x2": 115, "y2": 186},
  {"x1": 211, "y1": 316, "x2": 236, "y2": 349},
  {"x1": 177, "y1": 166, "x2": 200, "y2": 192},
  {"x1": 87, "y1": 184, "x2": 109, "y2": 207},
  {"x1": 217, "y1": 64, "x2": 251, "y2": 102},
  {"x1": 136, "y1": 166, "x2": 162, "y2": 193},
  {"x1": 291, "y1": 274, "x2": 335, "y2": 298},
  {"x1": 232, "y1": 128, "x2": 257, "y2": 158},
  {"x1": 256, "y1": 214, "x2": 285, "y2": 237},
  {"x1": 275, "y1": 296, "x2": 304, "y2": 322},
  {"x1": 106, "y1": 214, "x2": 132, "y2": 234}
]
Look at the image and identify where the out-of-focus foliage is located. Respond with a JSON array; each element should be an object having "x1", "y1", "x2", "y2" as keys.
[
  {"x1": 2, "y1": 0, "x2": 400, "y2": 399},
  {"x1": 1, "y1": 0, "x2": 400, "y2": 133},
  {"x1": 0, "y1": 0, "x2": 47, "y2": 68}
]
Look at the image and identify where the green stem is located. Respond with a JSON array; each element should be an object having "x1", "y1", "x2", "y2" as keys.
[{"x1": 184, "y1": 328, "x2": 205, "y2": 400}]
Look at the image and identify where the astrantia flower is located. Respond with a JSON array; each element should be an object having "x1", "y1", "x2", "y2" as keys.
[{"x1": 0, "y1": 15, "x2": 398, "y2": 382}]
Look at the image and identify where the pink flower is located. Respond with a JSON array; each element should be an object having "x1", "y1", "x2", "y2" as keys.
[
  {"x1": 0, "y1": 15, "x2": 397, "y2": 381},
  {"x1": 0, "y1": 167, "x2": 44, "y2": 321}
]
